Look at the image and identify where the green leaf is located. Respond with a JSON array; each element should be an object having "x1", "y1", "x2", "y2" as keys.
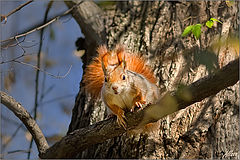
[
  {"x1": 226, "y1": 0, "x2": 235, "y2": 7},
  {"x1": 192, "y1": 24, "x2": 202, "y2": 39},
  {"x1": 182, "y1": 25, "x2": 194, "y2": 37},
  {"x1": 210, "y1": 18, "x2": 223, "y2": 24},
  {"x1": 206, "y1": 20, "x2": 214, "y2": 28}
]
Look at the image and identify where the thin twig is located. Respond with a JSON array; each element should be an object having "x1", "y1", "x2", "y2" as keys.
[
  {"x1": 1, "y1": 114, "x2": 21, "y2": 127},
  {"x1": 39, "y1": 54, "x2": 48, "y2": 104},
  {"x1": 61, "y1": 15, "x2": 73, "y2": 24},
  {"x1": 0, "y1": 149, "x2": 30, "y2": 158},
  {"x1": 13, "y1": 60, "x2": 72, "y2": 79},
  {"x1": 18, "y1": 42, "x2": 39, "y2": 48},
  {"x1": 1, "y1": 0, "x2": 33, "y2": 23},
  {"x1": 0, "y1": 1, "x2": 83, "y2": 44},
  {"x1": 1, "y1": 36, "x2": 26, "y2": 49},
  {"x1": 0, "y1": 36, "x2": 26, "y2": 65},
  {"x1": 0, "y1": 115, "x2": 26, "y2": 154},
  {"x1": 40, "y1": 85, "x2": 55, "y2": 101},
  {"x1": 2, "y1": 124, "x2": 23, "y2": 152},
  {"x1": 14, "y1": 37, "x2": 26, "y2": 53},
  {"x1": 0, "y1": 54, "x2": 24, "y2": 64},
  {"x1": 40, "y1": 94, "x2": 75, "y2": 105},
  {"x1": 0, "y1": 91, "x2": 49, "y2": 155}
]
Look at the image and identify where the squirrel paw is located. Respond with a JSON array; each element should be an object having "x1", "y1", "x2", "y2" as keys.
[
  {"x1": 117, "y1": 114, "x2": 127, "y2": 130},
  {"x1": 135, "y1": 101, "x2": 143, "y2": 109},
  {"x1": 130, "y1": 102, "x2": 141, "y2": 112},
  {"x1": 131, "y1": 101, "x2": 146, "y2": 112},
  {"x1": 107, "y1": 113, "x2": 127, "y2": 129}
]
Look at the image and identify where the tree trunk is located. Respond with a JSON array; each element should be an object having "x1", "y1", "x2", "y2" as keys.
[{"x1": 67, "y1": 1, "x2": 239, "y2": 159}]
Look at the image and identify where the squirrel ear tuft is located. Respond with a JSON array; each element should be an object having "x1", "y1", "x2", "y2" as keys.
[
  {"x1": 122, "y1": 58, "x2": 127, "y2": 69},
  {"x1": 97, "y1": 45, "x2": 108, "y2": 57},
  {"x1": 115, "y1": 45, "x2": 125, "y2": 64},
  {"x1": 115, "y1": 44, "x2": 125, "y2": 54},
  {"x1": 101, "y1": 57, "x2": 107, "y2": 75}
]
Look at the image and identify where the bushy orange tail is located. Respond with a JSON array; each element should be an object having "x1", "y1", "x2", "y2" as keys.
[{"x1": 82, "y1": 45, "x2": 157, "y2": 98}]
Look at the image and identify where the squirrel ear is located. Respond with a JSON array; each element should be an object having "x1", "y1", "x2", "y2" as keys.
[
  {"x1": 115, "y1": 45, "x2": 124, "y2": 54},
  {"x1": 120, "y1": 53, "x2": 126, "y2": 69},
  {"x1": 116, "y1": 45, "x2": 124, "y2": 62},
  {"x1": 97, "y1": 45, "x2": 108, "y2": 57},
  {"x1": 116, "y1": 45, "x2": 126, "y2": 69},
  {"x1": 122, "y1": 58, "x2": 127, "y2": 70},
  {"x1": 101, "y1": 55, "x2": 108, "y2": 75}
]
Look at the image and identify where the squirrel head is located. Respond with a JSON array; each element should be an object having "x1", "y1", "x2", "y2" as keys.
[{"x1": 100, "y1": 45, "x2": 130, "y2": 95}]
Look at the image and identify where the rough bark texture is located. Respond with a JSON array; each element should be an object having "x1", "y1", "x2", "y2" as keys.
[{"x1": 68, "y1": 1, "x2": 239, "y2": 159}]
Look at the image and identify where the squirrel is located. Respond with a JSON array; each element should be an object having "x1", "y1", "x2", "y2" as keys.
[{"x1": 82, "y1": 45, "x2": 160, "y2": 129}]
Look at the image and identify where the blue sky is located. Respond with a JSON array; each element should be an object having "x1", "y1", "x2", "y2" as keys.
[{"x1": 1, "y1": 1, "x2": 83, "y2": 159}]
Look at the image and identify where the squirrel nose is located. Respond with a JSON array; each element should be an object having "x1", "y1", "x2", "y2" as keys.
[{"x1": 112, "y1": 86, "x2": 118, "y2": 91}]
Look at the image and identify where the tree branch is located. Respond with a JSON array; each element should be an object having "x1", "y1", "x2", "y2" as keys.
[
  {"x1": 65, "y1": 0, "x2": 106, "y2": 45},
  {"x1": 0, "y1": 1, "x2": 83, "y2": 44},
  {"x1": 64, "y1": 0, "x2": 106, "y2": 58},
  {"x1": 1, "y1": 0, "x2": 33, "y2": 23},
  {"x1": 40, "y1": 58, "x2": 239, "y2": 158},
  {"x1": 0, "y1": 91, "x2": 49, "y2": 155}
]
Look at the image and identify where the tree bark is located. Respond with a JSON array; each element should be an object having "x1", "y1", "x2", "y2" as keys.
[{"x1": 67, "y1": 1, "x2": 239, "y2": 159}]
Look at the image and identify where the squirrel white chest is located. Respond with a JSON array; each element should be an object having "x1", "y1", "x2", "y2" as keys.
[{"x1": 101, "y1": 83, "x2": 135, "y2": 110}]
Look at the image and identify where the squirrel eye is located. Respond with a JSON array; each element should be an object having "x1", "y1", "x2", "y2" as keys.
[
  {"x1": 122, "y1": 75, "x2": 126, "y2": 80},
  {"x1": 104, "y1": 77, "x2": 107, "y2": 82}
]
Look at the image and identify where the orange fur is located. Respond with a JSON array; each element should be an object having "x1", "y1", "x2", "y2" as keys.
[
  {"x1": 82, "y1": 54, "x2": 104, "y2": 98},
  {"x1": 82, "y1": 45, "x2": 157, "y2": 98}
]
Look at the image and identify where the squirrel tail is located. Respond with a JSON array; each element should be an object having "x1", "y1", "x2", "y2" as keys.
[{"x1": 82, "y1": 46, "x2": 106, "y2": 98}]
